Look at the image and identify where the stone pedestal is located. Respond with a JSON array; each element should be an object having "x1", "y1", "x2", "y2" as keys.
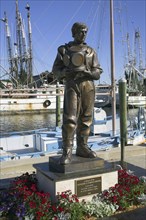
[
  {"x1": 49, "y1": 155, "x2": 104, "y2": 173},
  {"x1": 34, "y1": 154, "x2": 118, "y2": 202}
]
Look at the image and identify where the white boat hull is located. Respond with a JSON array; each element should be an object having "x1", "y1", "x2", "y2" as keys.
[
  {"x1": 0, "y1": 96, "x2": 64, "y2": 114},
  {"x1": 127, "y1": 96, "x2": 146, "y2": 107},
  {"x1": 0, "y1": 86, "x2": 64, "y2": 114}
]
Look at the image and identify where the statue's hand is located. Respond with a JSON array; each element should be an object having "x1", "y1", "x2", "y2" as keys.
[
  {"x1": 84, "y1": 68, "x2": 103, "y2": 80},
  {"x1": 64, "y1": 67, "x2": 71, "y2": 73},
  {"x1": 84, "y1": 70, "x2": 92, "y2": 76},
  {"x1": 61, "y1": 67, "x2": 70, "y2": 77}
]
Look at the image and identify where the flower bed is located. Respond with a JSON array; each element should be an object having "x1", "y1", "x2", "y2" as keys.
[{"x1": 0, "y1": 170, "x2": 146, "y2": 219}]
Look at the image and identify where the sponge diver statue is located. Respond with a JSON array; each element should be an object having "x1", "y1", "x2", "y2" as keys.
[{"x1": 52, "y1": 22, "x2": 103, "y2": 164}]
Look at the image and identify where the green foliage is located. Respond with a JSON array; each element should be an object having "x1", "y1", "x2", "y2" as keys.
[
  {"x1": 0, "y1": 170, "x2": 146, "y2": 219},
  {"x1": 56, "y1": 190, "x2": 85, "y2": 220}
]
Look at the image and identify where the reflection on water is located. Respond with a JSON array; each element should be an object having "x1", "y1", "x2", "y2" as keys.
[
  {"x1": 0, "y1": 113, "x2": 60, "y2": 133},
  {"x1": 0, "y1": 107, "x2": 144, "y2": 133}
]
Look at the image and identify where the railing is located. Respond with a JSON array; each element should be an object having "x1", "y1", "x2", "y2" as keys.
[
  {"x1": 0, "y1": 85, "x2": 112, "y2": 97},
  {"x1": 0, "y1": 86, "x2": 64, "y2": 97}
]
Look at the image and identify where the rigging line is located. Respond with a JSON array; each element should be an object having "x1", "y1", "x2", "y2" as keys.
[
  {"x1": 124, "y1": 1, "x2": 133, "y2": 65},
  {"x1": 87, "y1": 2, "x2": 100, "y2": 58},
  {"x1": 33, "y1": 22, "x2": 48, "y2": 46},
  {"x1": 124, "y1": 0, "x2": 129, "y2": 35},
  {"x1": 87, "y1": 1, "x2": 100, "y2": 36},
  {"x1": 96, "y1": 0, "x2": 106, "y2": 57},
  {"x1": 117, "y1": 1, "x2": 128, "y2": 72},
  {"x1": 42, "y1": 0, "x2": 86, "y2": 60},
  {"x1": 34, "y1": 0, "x2": 55, "y2": 24},
  {"x1": 85, "y1": 1, "x2": 95, "y2": 23},
  {"x1": 34, "y1": 55, "x2": 49, "y2": 66}
]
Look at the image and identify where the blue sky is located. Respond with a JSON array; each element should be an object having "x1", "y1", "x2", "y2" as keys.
[{"x1": 0, "y1": 0, "x2": 146, "y2": 84}]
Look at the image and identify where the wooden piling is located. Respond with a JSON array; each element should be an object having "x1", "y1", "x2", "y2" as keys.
[
  {"x1": 56, "y1": 82, "x2": 61, "y2": 127},
  {"x1": 119, "y1": 78, "x2": 127, "y2": 167}
]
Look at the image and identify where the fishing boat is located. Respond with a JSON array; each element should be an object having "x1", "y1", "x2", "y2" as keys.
[
  {"x1": 0, "y1": 85, "x2": 64, "y2": 114},
  {"x1": 122, "y1": 30, "x2": 146, "y2": 107},
  {"x1": 95, "y1": 30, "x2": 146, "y2": 108},
  {"x1": 0, "y1": 0, "x2": 64, "y2": 114},
  {"x1": 94, "y1": 84, "x2": 119, "y2": 108},
  {"x1": 0, "y1": 107, "x2": 121, "y2": 161}
]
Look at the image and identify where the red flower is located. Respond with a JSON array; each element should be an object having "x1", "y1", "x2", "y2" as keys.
[
  {"x1": 112, "y1": 195, "x2": 117, "y2": 203},
  {"x1": 75, "y1": 197, "x2": 79, "y2": 202},
  {"x1": 41, "y1": 198, "x2": 47, "y2": 204},
  {"x1": 58, "y1": 206, "x2": 64, "y2": 212},
  {"x1": 52, "y1": 205, "x2": 57, "y2": 212},
  {"x1": 61, "y1": 193, "x2": 67, "y2": 199},
  {"x1": 30, "y1": 184, "x2": 37, "y2": 192},
  {"x1": 29, "y1": 201, "x2": 36, "y2": 208},
  {"x1": 36, "y1": 211, "x2": 44, "y2": 220}
]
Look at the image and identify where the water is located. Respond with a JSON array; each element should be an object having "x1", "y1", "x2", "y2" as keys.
[
  {"x1": 0, "y1": 112, "x2": 58, "y2": 133},
  {"x1": 0, "y1": 107, "x2": 143, "y2": 133}
]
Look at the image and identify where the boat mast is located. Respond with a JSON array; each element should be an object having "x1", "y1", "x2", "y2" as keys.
[
  {"x1": 134, "y1": 30, "x2": 145, "y2": 76},
  {"x1": 110, "y1": 0, "x2": 116, "y2": 136},
  {"x1": 16, "y1": 0, "x2": 23, "y2": 83},
  {"x1": 26, "y1": 3, "x2": 33, "y2": 86},
  {"x1": 20, "y1": 14, "x2": 28, "y2": 74},
  {"x1": 1, "y1": 12, "x2": 18, "y2": 87},
  {"x1": 126, "y1": 33, "x2": 133, "y2": 64}
]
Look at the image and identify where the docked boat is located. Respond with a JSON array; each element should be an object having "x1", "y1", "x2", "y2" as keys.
[
  {"x1": 0, "y1": 86, "x2": 64, "y2": 114},
  {"x1": 0, "y1": 108, "x2": 120, "y2": 161},
  {"x1": 94, "y1": 84, "x2": 112, "y2": 108},
  {"x1": 0, "y1": 106, "x2": 145, "y2": 162},
  {"x1": 95, "y1": 29, "x2": 146, "y2": 109},
  {"x1": 0, "y1": 0, "x2": 64, "y2": 114}
]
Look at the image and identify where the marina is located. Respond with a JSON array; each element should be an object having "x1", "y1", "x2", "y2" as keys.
[
  {"x1": 0, "y1": 107, "x2": 143, "y2": 133},
  {"x1": 0, "y1": 3, "x2": 146, "y2": 218},
  {"x1": 0, "y1": 0, "x2": 146, "y2": 115},
  {"x1": 0, "y1": 1, "x2": 145, "y2": 162}
]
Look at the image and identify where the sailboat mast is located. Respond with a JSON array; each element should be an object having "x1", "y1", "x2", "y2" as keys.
[
  {"x1": 26, "y1": 3, "x2": 33, "y2": 86},
  {"x1": 110, "y1": 0, "x2": 116, "y2": 136}
]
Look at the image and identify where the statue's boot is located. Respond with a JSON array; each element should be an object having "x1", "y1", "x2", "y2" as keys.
[
  {"x1": 76, "y1": 136, "x2": 97, "y2": 158},
  {"x1": 59, "y1": 140, "x2": 73, "y2": 164}
]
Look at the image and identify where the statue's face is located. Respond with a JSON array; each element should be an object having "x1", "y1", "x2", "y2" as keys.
[{"x1": 74, "y1": 28, "x2": 87, "y2": 43}]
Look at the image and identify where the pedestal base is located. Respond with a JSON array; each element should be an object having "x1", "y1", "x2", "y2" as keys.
[
  {"x1": 34, "y1": 156, "x2": 118, "y2": 202},
  {"x1": 49, "y1": 155, "x2": 104, "y2": 173}
]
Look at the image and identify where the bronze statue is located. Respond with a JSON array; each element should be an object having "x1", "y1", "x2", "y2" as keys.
[{"x1": 52, "y1": 22, "x2": 103, "y2": 164}]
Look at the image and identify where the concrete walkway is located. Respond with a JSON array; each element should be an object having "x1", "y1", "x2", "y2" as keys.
[
  {"x1": 0, "y1": 143, "x2": 146, "y2": 189},
  {"x1": 100, "y1": 206, "x2": 146, "y2": 220}
]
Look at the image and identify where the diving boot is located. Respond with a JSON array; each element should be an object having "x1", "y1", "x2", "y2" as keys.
[
  {"x1": 76, "y1": 136, "x2": 96, "y2": 158},
  {"x1": 59, "y1": 147, "x2": 72, "y2": 164},
  {"x1": 76, "y1": 145, "x2": 97, "y2": 158}
]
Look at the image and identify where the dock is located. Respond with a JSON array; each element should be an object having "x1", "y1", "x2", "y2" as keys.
[{"x1": 0, "y1": 143, "x2": 145, "y2": 189}]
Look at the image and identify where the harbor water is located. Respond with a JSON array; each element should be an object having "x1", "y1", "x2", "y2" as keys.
[{"x1": 0, "y1": 107, "x2": 144, "y2": 133}]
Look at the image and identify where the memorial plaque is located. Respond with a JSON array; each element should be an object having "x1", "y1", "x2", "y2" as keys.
[{"x1": 75, "y1": 176, "x2": 101, "y2": 197}]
